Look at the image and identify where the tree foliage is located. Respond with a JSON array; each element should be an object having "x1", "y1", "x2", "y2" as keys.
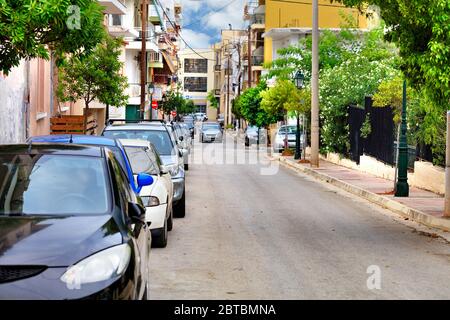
[
  {"x1": 207, "y1": 90, "x2": 219, "y2": 109},
  {"x1": 235, "y1": 82, "x2": 280, "y2": 128},
  {"x1": 57, "y1": 35, "x2": 128, "y2": 128},
  {"x1": 0, "y1": 0, "x2": 106, "y2": 74}
]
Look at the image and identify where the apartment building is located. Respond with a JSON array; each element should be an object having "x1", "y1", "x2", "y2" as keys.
[
  {"x1": 243, "y1": 0, "x2": 369, "y2": 85},
  {"x1": 214, "y1": 29, "x2": 248, "y2": 126},
  {"x1": 178, "y1": 48, "x2": 216, "y2": 120}
]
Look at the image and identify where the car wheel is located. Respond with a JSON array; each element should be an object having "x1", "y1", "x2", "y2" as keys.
[
  {"x1": 184, "y1": 163, "x2": 189, "y2": 170},
  {"x1": 173, "y1": 189, "x2": 186, "y2": 218},
  {"x1": 152, "y1": 220, "x2": 168, "y2": 248},
  {"x1": 245, "y1": 138, "x2": 250, "y2": 147},
  {"x1": 167, "y1": 205, "x2": 173, "y2": 231}
]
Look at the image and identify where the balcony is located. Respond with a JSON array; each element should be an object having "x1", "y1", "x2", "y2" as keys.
[
  {"x1": 251, "y1": 55, "x2": 264, "y2": 67},
  {"x1": 98, "y1": 0, "x2": 126, "y2": 15},
  {"x1": 108, "y1": 25, "x2": 139, "y2": 38}
]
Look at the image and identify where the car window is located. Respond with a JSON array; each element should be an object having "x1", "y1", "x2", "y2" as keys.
[
  {"x1": 104, "y1": 130, "x2": 175, "y2": 156},
  {"x1": 202, "y1": 124, "x2": 220, "y2": 130},
  {"x1": 124, "y1": 146, "x2": 159, "y2": 176},
  {"x1": 108, "y1": 154, "x2": 134, "y2": 211},
  {"x1": 0, "y1": 154, "x2": 110, "y2": 215},
  {"x1": 278, "y1": 126, "x2": 297, "y2": 134}
]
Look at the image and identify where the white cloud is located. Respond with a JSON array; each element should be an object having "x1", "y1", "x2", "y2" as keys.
[{"x1": 181, "y1": 29, "x2": 212, "y2": 49}]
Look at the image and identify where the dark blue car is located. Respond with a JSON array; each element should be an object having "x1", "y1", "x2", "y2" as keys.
[{"x1": 28, "y1": 135, "x2": 141, "y2": 193}]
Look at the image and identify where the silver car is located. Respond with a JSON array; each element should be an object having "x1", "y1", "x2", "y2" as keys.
[
  {"x1": 200, "y1": 122, "x2": 223, "y2": 143},
  {"x1": 273, "y1": 125, "x2": 304, "y2": 153}
]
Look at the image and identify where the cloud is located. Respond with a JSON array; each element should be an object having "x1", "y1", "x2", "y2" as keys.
[
  {"x1": 180, "y1": 0, "x2": 246, "y2": 46},
  {"x1": 181, "y1": 29, "x2": 212, "y2": 49}
]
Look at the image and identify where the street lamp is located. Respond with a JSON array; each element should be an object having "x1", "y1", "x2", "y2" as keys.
[
  {"x1": 395, "y1": 80, "x2": 409, "y2": 197},
  {"x1": 148, "y1": 83, "x2": 155, "y2": 120},
  {"x1": 294, "y1": 71, "x2": 305, "y2": 160}
]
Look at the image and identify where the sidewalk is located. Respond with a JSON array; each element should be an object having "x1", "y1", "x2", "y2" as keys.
[{"x1": 272, "y1": 154, "x2": 450, "y2": 232}]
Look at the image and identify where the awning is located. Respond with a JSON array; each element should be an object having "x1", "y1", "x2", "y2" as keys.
[{"x1": 161, "y1": 51, "x2": 176, "y2": 74}]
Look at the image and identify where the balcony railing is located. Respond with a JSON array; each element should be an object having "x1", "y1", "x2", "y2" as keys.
[
  {"x1": 251, "y1": 14, "x2": 265, "y2": 25},
  {"x1": 133, "y1": 27, "x2": 155, "y2": 40},
  {"x1": 251, "y1": 55, "x2": 264, "y2": 66}
]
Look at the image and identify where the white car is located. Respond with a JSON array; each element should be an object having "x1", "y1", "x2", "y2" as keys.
[{"x1": 121, "y1": 139, "x2": 174, "y2": 248}]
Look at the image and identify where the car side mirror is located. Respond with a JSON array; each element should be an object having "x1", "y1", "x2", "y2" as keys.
[
  {"x1": 137, "y1": 173, "x2": 154, "y2": 188},
  {"x1": 128, "y1": 201, "x2": 146, "y2": 220},
  {"x1": 179, "y1": 148, "x2": 188, "y2": 158}
]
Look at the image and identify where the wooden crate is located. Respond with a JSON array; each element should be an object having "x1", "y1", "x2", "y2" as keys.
[{"x1": 50, "y1": 114, "x2": 97, "y2": 135}]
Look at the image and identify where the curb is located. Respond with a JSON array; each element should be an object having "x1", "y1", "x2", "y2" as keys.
[{"x1": 272, "y1": 155, "x2": 450, "y2": 232}]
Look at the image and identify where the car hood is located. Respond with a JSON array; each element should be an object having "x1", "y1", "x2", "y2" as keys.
[{"x1": 0, "y1": 215, "x2": 122, "y2": 267}]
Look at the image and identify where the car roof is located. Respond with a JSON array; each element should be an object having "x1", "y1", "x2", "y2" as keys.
[
  {"x1": 29, "y1": 134, "x2": 118, "y2": 147},
  {"x1": 104, "y1": 123, "x2": 168, "y2": 131},
  {"x1": 0, "y1": 143, "x2": 104, "y2": 157},
  {"x1": 119, "y1": 139, "x2": 150, "y2": 148},
  {"x1": 202, "y1": 122, "x2": 220, "y2": 125}
]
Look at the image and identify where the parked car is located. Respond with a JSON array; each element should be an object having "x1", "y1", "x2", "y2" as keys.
[
  {"x1": 179, "y1": 123, "x2": 193, "y2": 146},
  {"x1": 244, "y1": 126, "x2": 266, "y2": 147},
  {"x1": 28, "y1": 135, "x2": 142, "y2": 194},
  {"x1": 167, "y1": 122, "x2": 190, "y2": 170},
  {"x1": 217, "y1": 114, "x2": 225, "y2": 128},
  {"x1": 182, "y1": 116, "x2": 195, "y2": 138},
  {"x1": 273, "y1": 125, "x2": 304, "y2": 153},
  {"x1": 0, "y1": 143, "x2": 152, "y2": 300},
  {"x1": 199, "y1": 122, "x2": 223, "y2": 143},
  {"x1": 194, "y1": 112, "x2": 208, "y2": 122},
  {"x1": 121, "y1": 139, "x2": 174, "y2": 248},
  {"x1": 103, "y1": 120, "x2": 186, "y2": 218}
]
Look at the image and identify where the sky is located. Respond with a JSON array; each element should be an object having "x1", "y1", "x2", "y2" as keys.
[{"x1": 179, "y1": 0, "x2": 247, "y2": 49}]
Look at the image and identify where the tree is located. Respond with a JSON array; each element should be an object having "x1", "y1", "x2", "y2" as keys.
[
  {"x1": 207, "y1": 90, "x2": 219, "y2": 109},
  {"x1": 337, "y1": 0, "x2": 450, "y2": 104},
  {"x1": 161, "y1": 87, "x2": 186, "y2": 117},
  {"x1": 261, "y1": 80, "x2": 306, "y2": 153},
  {"x1": 178, "y1": 99, "x2": 196, "y2": 115},
  {"x1": 235, "y1": 82, "x2": 280, "y2": 129},
  {"x1": 0, "y1": 0, "x2": 106, "y2": 74},
  {"x1": 57, "y1": 35, "x2": 128, "y2": 132}
]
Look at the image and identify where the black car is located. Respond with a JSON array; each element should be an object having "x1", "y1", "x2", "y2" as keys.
[{"x1": 0, "y1": 144, "x2": 153, "y2": 300}]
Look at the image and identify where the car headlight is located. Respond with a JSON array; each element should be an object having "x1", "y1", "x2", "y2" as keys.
[
  {"x1": 167, "y1": 164, "x2": 179, "y2": 176},
  {"x1": 61, "y1": 244, "x2": 131, "y2": 286},
  {"x1": 141, "y1": 196, "x2": 160, "y2": 207}
]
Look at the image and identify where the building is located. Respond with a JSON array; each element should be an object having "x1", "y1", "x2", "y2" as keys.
[
  {"x1": 243, "y1": 0, "x2": 369, "y2": 84},
  {"x1": 214, "y1": 29, "x2": 248, "y2": 126},
  {"x1": 178, "y1": 48, "x2": 217, "y2": 120}
]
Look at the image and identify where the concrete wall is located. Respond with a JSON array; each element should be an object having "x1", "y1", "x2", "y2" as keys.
[
  {"x1": 324, "y1": 152, "x2": 446, "y2": 195},
  {"x1": 0, "y1": 63, "x2": 27, "y2": 144}
]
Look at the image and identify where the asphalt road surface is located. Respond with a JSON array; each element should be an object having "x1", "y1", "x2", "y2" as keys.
[{"x1": 149, "y1": 131, "x2": 450, "y2": 299}]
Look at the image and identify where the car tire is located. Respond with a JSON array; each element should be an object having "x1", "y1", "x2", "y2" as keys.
[
  {"x1": 167, "y1": 203, "x2": 173, "y2": 231},
  {"x1": 173, "y1": 189, "x2": 186, "y2": 218},
  {"x1": 184, "y1": 163, "x2": 189, "y2": 170},
  {"x1": 152, "y1": 220, "x2": 168, "y2": 248},
  {"x1": 245, "y1": 138, "x2": 250, "y2": 147}
]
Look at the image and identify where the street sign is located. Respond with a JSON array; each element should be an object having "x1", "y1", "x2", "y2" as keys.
[
  {"x1": 151, "y1": 100, "x2": 158, "y2": 109},
  {"x1": 171, "y1": 111, "x2": 177, "y2": 117}
]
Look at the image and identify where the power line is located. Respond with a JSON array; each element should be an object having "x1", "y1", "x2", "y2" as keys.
[{"x1": 153, "y1": 0, "x2": 216, "y2": 62}]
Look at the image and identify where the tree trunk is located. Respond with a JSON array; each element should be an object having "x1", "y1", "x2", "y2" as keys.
[{"x1": 84, "y1": 101, "x2": 89, "y2": 134}]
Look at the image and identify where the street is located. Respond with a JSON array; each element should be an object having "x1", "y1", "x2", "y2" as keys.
[{"x1": 149, "y1": 133, "x2": 450, "y2": 299}]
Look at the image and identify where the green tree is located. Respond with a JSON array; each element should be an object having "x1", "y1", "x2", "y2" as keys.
[
  {"x1": 235, "y1": 82, "x2": 280, "y2": 129},
  {"x1": 207, "y1": 90, "x2": 219, "y2": 109},
  {"x1": 0, "y1": 0, "x2": 106, "y2": 74},
  {"x1": 57, "y1": 35, "x2": 128, "y2": 132},
  {"x1": 161, "y1": 87, "x2": 186, "y2": 116}
]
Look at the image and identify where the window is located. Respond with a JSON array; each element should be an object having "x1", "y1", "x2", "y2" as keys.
[
  {"x1": 111, "y1": 14, "x2": 122, "y2": 26},
  {"x1": 184, "y1": 59, "x2": 207, "y2": 73},
  {"x1": 125, "y1": 146, "x2": 160, "y2": 176},
  {"x1": 184, "y1": 77, "x2": 207, "y2": 92},
  {"x1": 0, "y1": 154, "x2": 110, "y2": 215}
]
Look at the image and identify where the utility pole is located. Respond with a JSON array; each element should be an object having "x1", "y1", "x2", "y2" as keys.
[
  {"x1": 247, "y1": 26, "x2": 252, "y2": 89},
  {"x1": 444, "y1": 111, "x2": 450, "y2": 216},
  {"x1": 226, "y1": 51, "x2": 231, "y2": 127},
  {"x1": 310, "y1": 0, "x2": 319, "y2": 167},
  {"x1": 395, "y1": 80, "x2": 409, "y2": 197},
  {"x1": 140, "y1": 0, "x2": 148, "y2": 120}
]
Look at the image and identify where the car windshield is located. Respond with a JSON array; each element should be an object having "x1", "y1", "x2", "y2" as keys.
[
  {"x1": 104, "y1": 130, "x2": 175, "y2": 156},
  {"x1": 0, "y1": 154, "x2": 110, "y2": 215},
  {"x1": 203, "y1": 124, "x2": 220, "y2": 130},
  {"x1": 247, "y1": 126, "x2": 258, "y2": 133},
  {"x1": 278, "y1": 126, "x2": 298, "y2": 134},
  {"x1": 124, "y1": 146, "x2": 159, "y2": 175}
]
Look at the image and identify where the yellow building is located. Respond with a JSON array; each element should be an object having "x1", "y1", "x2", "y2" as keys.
[{"x1": 244, "y1": 0, "x2": 369, "y2": 85}]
